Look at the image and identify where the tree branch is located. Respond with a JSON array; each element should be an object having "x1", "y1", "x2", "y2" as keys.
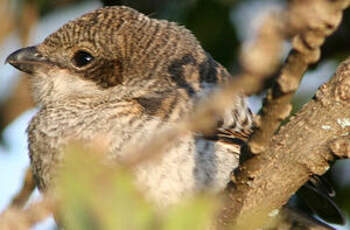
[
  {"x1": 0, "y1": 195, "x2": 55, "y2": 230},
  {"x1": 218, "y1": 57, "x2": 350, "y2": 229},
  {"x1": 9, "y1": 168, "x2": 36, "y2": 209},
  {"x1": 248, "y1": 0, "x2": 350, "y2": 155}
]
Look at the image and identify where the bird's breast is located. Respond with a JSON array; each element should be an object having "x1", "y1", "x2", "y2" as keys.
[{"x1": 27, "y1": 102, "x2": 240, "y2": 206}]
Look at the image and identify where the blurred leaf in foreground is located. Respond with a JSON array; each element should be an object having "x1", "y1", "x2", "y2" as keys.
[
  {"x1": 162, "y1": 195, "x2": 217, "y2": 230},
  {"x1": 56, "y1": 143, "x2": 156, "y2": 230},
  {"x1": 56, "y1": 142, "x2": 218, "y2": 230}
]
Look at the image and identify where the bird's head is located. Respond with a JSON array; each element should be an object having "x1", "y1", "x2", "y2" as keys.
[{"x1": 6, "y1": 6, "x2": 207, "y2": 105}]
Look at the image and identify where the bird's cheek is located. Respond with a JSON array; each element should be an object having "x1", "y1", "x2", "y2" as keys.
[
  {"x1": 50, "y1": 69, "x2": 106, "y2": 99},
  {"x1": 27, "y1": 68, "x2": 77, "y2": 104},
  {"x1": 29, "y1": 71, "x2": 56, "y2": 105}
]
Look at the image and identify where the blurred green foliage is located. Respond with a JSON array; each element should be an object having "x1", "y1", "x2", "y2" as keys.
[
  {"x1": 57, "y1": 144, "x2": 217, "y2": 230},
  {"x1": 58, "y1": 145, "x2": 156, "y2": 230}
]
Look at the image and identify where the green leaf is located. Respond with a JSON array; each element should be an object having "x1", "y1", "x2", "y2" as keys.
[
  {"x1": 162, "y1": 195, "x2": 217, "y2": 230},
  {"x1": 56, "y1": 143, "x2": 156, "y2": 230}
]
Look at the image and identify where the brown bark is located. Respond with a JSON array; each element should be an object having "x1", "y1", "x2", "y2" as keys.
[
  {"x1": 218, "y1": 58, "x2": 350, "y2": 229},
  {"x1": 0, "y1": 196, "x2": 55, "y2": 230},
  {"x1": 9, "y1": 168, "x2": 36, "y2": 209},
  {"x1": 248, "y1": 0, "x2": 349, "y2": 155}
]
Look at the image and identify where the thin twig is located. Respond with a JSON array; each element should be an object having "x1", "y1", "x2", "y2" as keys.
[
  {"x1": 0, "y1": 195, "x2": 55, "y2": 230},
  {"x1": 9, "y1": 168, "x2": 36, "y2": 208}
]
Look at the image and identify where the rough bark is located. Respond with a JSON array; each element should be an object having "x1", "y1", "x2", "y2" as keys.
[
  {"x1": 219, "y1": 58, "x2": 350, "y2": 229},
  {"x1": 248, "y1": 0, "x2": 349, "y2": 155}
]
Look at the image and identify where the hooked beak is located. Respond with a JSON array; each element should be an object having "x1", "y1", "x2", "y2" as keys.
[{"x1": 6, "y1": 46, "x2": 47, "y2": 74}]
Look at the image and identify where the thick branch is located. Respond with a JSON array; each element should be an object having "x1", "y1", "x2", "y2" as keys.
[{"x1": 218, "y1": 58, "x2": 350, "y2": 229}]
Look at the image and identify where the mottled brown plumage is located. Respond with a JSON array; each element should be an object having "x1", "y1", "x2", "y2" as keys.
[{"x1": 6, "y1": 6, "x2": 253, "y2": 207}]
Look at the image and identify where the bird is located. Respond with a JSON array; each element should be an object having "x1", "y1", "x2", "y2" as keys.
[
  {"x1": 6, "y1": 5, "x2": 344, "y2": 225},
  {"x1": 6, "y1": 6, "x2": 254, "y2": 207}
]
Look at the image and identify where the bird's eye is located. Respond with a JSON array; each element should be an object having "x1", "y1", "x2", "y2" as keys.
[{"x1": 72, "y1": 50, "x2": 94, "y2": 68}]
